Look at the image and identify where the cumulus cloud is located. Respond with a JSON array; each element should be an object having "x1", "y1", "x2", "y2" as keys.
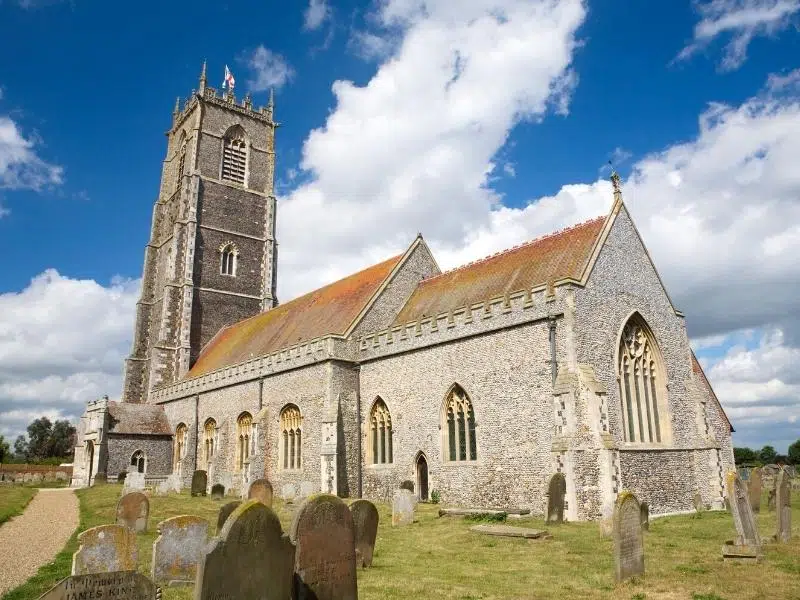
[
  {"x1": 0, "y1": 270, "x2": 139, "y2": 440},
  {"x1": 0, "y1": 115, "x2": 63, "y2": 191},
  {"x1": 243, "y1": 46, "x2": 294, "y2": 92},
  {"x1": 304, "y1": 0, "x2": 331, "y2": 31},
  {"x1": 676, "y1": 0, "x2": 800, "y2": 71}
]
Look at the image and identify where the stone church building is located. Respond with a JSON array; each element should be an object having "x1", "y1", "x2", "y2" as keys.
[{"x1": 72, "y1": 67, "x2": 734, "y2": 520}]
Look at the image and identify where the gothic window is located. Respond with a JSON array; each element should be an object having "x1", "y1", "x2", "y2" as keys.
[
  {"x1": 130, "y1": 450, "x2": 146, "y2": 474},
  {"x1": 443, "y1": 384, "x2": 477, "y2": 462},
  {"x1": 173, "y1": 423, "x2": 187, "y2": 474},
  {"x1": 236, "y1": 412, "x2": 253, "y2": 471},
  {"x1": 203, "y1": 418, "x2": 217, "y2": 467},
  {"x1": 369, "y1": 398, "x2": 393, "y2": 464},
  {"x1": 220, "y1": 242, "x2": 238, "y2": 277},
  {"x1": 618, "y1": 315, "x2": 667, "y2": 444},
  {"x1": 280, "y1": 405, "x2": 302, "y2": 470},
  {"x1": 176, "y1": 139, "x2": 187, "y2": 193},
  {"x1": 221, "y1": 126, "x2": 247, "y2": 185}
]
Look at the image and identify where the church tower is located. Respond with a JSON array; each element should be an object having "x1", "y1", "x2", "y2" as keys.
[{"x1": 122, "y1": 64, "x2": 279, "y2": 403}]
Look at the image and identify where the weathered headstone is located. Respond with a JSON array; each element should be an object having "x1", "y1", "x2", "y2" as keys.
[
  {"x1": 613, "y1": 491, "x2": 644, "y2": 582},
  {"x1": 392, "y1": 489, "x2": 416, "y2": 526},
  {"x1": 776, "y1": 468, "x2": 792, "y2": 543},
  {"x1": 210, "y1": 483, "x2": 225, "y2": 500},
  {"x1": 291, "y1": 494, "x2": 358, "y2": 600},
  {"x1": 196, "y1": 501, "x2": 294, "y2": 600},
  {"x1": 116, "y1": 472, "x2": 127, "y2": 484},
  {"x1": 350, "y1": 499, "x2": 379, "y2": 568},
  {"x1": 155, "y1": 473, "x2": 182, "y2": 496},
  {"x1": 116, "y1": 491, "x2": 149, "y2": 533},
  {"x1": 748, "y1": 467, "x2": 762, "y2": 512},
  {"x1": 722, "y1": 471, "x2": 761, "y2": 561},
  {"x1": 599, "y1": 502, "x2": 614, "y2": 537},
  {"x1": 216, "y1": 501, "x2": 242, "y2": 534},
  {"x1": 40, "y1": 571, "x2": 157, "y2": 600},
  {"x1": 546, "y1": 472, "x2": 566, "y2": 524},
  {"x1": 191, "y1": 470, "x2": 207, "y2": 497},
  {"x1": 400, "y1": 480, "x2": 414, "y2": 492},
  {"x1": 151, "y1": 515, "x2": 209, "y2": 585},
  {"x1": 692, "y1": 491, "x2": 703, "y2": 513},
  {"x1": 640, "y1": 502, "x2": 649, "y2": 532},
  {"x1": 72, "y1": 525, "x2": 138, "y2": 575},
  {"x1": 248, "y1": 478, "x2": 274, "y2": 507},
  {"x1": 767, "y1": 488, "x2": 776, "y2": 512},
  {"x1": 122, "y1": 471, "x2": 145, "y2": 493}
]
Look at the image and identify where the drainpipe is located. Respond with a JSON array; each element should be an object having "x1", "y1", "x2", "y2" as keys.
[
  {"x1": 258, "y1": 376, "x2": 264, "y2": 411},
  {"x1": 549, "y1": 319, "x2": 558, "y2": 387},
  {"x1": 193, "y1": 394, "x2": 199, "y2": 469},
  {"x1": 355, "y1": 367, "x2": 363, "y2": 498}
]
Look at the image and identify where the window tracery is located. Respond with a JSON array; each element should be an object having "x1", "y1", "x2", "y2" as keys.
[
  {"x1": 280, "y1": 405, "x2": 302, "y2": 470},
  {"x1": 221, "y1": 126, "x2": 247, "y2": 185},
  {"x1": 369, "y1": 399, "x2": 393, "y2": 464},
  {"x1": 444, "y1": 385, "x2": 477, "y2": 461},
  {"x1": 203, "y1": 418, "x2": 217, "y2": 467},
  {"x1": 236, "y1": 412, "x2": 253, "y2": 471}
]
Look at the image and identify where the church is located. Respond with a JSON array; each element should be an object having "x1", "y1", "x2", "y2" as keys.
[{"x1": 71, "y1": 66, "x2": 734, "y2": 521}]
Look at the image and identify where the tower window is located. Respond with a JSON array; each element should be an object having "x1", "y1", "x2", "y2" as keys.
[
  {"x1": 221, "y1": 126, "x2": 247, "y2": 185},
  {"x1": 219, "y1": 242, "x2": 239, "y2": 277}
]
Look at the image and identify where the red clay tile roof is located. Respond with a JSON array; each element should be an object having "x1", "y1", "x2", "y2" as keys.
[
  {"x1": 393, "y1": 217, "x2": 606, "y2": 324},
  {"x1": 107, "y1": 401, "x2": 172, "y2": 435},
  {"x1": 187, "y1": 254, "x2": 403, "y2": 378},
  {"x1": 691, "y1": 351, "x2": 734, "y2": 432}
]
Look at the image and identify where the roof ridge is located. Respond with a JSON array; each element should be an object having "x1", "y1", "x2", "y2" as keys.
[{"x1": 422, "y1": 215, "x2": 606, "y2": 284}]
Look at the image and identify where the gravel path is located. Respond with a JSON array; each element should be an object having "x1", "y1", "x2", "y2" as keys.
[{"x1": 0, "y1": 488, "x2": 79, "y2": 595}]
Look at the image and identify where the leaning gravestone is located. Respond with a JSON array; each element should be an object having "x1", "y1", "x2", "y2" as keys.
[
  {"x1": 722, "y1": 471, "x2": 761, "y2": 561},
  {"x1": 612, "y1": 491, "x2": 644, "y2": 582},
  {"x1": 116, "y1": 491, "x2": 149, "y2": 533},
  {"x1": 546, "y1": 473, "x2": 566, "y2": 524},
  {"x1": 152, "y1": 515, "x2": 209, "y2": 585},
  {"x1": 216, "y1": 501, "x2": 242, "y2": 534},
  {"x1": 392, "y1": 489, "x2": 416, "y2": 526},
  {"x1": 72, "y1": 525, "x2": 138, "y2": 575},
  {"x1": 248, "y1": 478, "x2": 274, "y2": 507},
  {"x1": 39, "y1": 571, "x2": 158, "y2": 600},
  {"x1": 776, "y1": 468, "x2": 792, "y2": 543},
  {"x1": 749, "y1": 467, "x2": 762, "y2": 512},
  {"x1": 291, "y1": 494, "x2": 358, "y2": 600},
  {"x1": 196, "y1": 501, "x2": 294, "y2": 600},
  {"x1": 191, "y1": 470, "x2": 207, "y2": 497},
  {"x1": 350, "y1": 499, "x2": 379, "y2": 568},
  {"x1": 640, "y1": 502, "x2": 650, "y2": 532},
  {"x1": 210, "y1": 483, "x2": 225, "y2": 500}
]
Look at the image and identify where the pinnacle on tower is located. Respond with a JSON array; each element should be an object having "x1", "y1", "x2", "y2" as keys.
[{"x1": 199, "y1": 60, "x2": 207, "y2": 94}]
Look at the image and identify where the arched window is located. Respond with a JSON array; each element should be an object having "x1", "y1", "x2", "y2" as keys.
[
  {"x1": 221, "y1": 126, "x2": 247, "y2": 185},
  {"x1": 443, "y1": 385, "x2": 477, "y2": 461},
  {"x1": 130, "y1": 450, "x2": 146, "y2": 474},
  {"x1": 280, "y1": 405, "x2": 302, "y2": 470},
  {"x1": 236, "y1": 412, "x2": 253, "y2": 471},
  {"x1": 203, "y1": 418, "x2": 217, "y2": 467},
  {"x1": 219, "y1": 242, "x2": 238, "y2": 277},
  {"x1": 369, "y1": 398, "x2": 393, "y2": 464},
  {"x1": 173, "y1": 423, "x2": 187, "y2": 474},
  {"x1": 618, "y1": 315, "x2": 667, "y2": 444},
  {"x1": 176, "y1": 138, "x2": 187, "y2": 192}
]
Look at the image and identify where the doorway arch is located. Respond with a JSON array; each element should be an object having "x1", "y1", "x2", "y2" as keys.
[{"x1": 415, "y1": 453, "x2": 429, "y2": 501}]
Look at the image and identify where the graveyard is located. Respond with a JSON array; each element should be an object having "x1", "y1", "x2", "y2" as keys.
[{"x1": 2, "y1": 480, "x2": 798, "y2": 600}]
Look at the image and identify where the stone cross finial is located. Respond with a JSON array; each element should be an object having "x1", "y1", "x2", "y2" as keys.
[{"x1": 610, "y1": 168, "x2": 622, "y2": 203}]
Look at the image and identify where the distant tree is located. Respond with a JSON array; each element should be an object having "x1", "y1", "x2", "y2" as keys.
[
  {"x1": 788, "y1": 439, "x2": 800, "y2": 465},
  {"x1": 0, "y1": 435, "x2": 9, "y2": 463},
  {"x1": 759, "y1": 445, "x2": 778, "y2": 464},
  {"x1": 27, "y1": 417, "x2": 53, "y2": 460},
  {"x1": 50, "y1": 420, "x2": 77, "y2": 458},
  {"x1": 733, "y1": 447, "x2": 757, "y2": 465},
  {"x1": 13, "y1": 435, "x2": 28, "y2": 461}
]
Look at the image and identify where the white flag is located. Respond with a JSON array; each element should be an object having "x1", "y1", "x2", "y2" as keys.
[{"x1": 223, "y1": 65, "x2": 236, "y2": 90}]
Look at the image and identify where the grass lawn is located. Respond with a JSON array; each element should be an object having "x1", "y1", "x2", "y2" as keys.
[
  {"x1": 0, "y1": 487, "x2": 37, "y2": 527},
  {"x1": 4, "y1": 484, "x2": 800, "y2": 600}
]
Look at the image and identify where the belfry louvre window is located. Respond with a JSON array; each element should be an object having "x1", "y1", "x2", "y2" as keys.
[
  {"x1": 618, "y1": 316, "x2": 666, "y2": 444},
  {"x1": 203, "y1": 418, "x2": 217, "y2": 467},
  {"x1": 280, "y1": 405, "x2": 302, "y2": 470},
  {"x1": 221, "y1": 127, "x2": 247, "y2": 185},
  {"x1": 444, "y1": 384, "x2": 477, "y2": 461},
  {"x1": 176, "y1": 140, "x2": 186, "y2": 192},
  {"x1": 370, "y1": 398, "x2": 393, "y2": 464},
  {"x1": 236, "y1": 412, "x2": 252, "y2": 471}
]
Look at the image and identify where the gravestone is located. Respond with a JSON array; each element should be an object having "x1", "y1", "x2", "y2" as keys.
[
  {"x1": 151, "y1": 515, "x2": 209, "y2": 585},
  {"x1": 599, "y1": 502, "x2": 614, "y2": 538},
  {"x1": 72, "y1": 525, "x2": 138, "y2": 575},
  {"x1": 776, "y1": 468, "x2": 792, "y2": 543},
  {"x1": 748, "y1": 467, "x2": 762, "y2": 512},
  {"x1": 116, "y1": 491, "x2": 149, "y2": 533},
  {"x1": 191, "y1": 470, "x2": 207, "y2": 497},
  {"x1": 612, "y1": 491, "x2": 644, "y2": 582},
  {"x1": 546, "y1": 473, "x2": 566, "y2": 524},
  {"x1": 392, "y1": 489, "x2": 416, "y2": 526},
  {"x1": 122, "y1": 471, "x2": 145, "y2": 493},
  {"x1": 400, "y1": 480, "x2": 414, "y2": 492},
  {"x1": 116, "y1": 472, "x2": 127, "y2": 484},
  {"x1": 248, "y1": 478, "x2": 274, "y2": 507},
  {"x1": 640, "y1": 502, "x2": 649, "y2": 532},
  {"x1": 196, "y1": 501, "x2": 294, "y2": 600},
  {"x1": 722, "y1": 471, "x2": 761, "y2": 561},
  {"x1": 39, "y1": 571, "x2": 158, "y2": 600},
  {"x1": 291, "y1": 494, "x2": 358, "y2": 600},
  {"x1": 692, "y1": 491, "x2": 703, "y2": 513},
  {"x1": 350, "y1": 499, "x2": 379, "y2": 568},
  {"x1": 216, "y1": 501, "x2": 242, "y2": 534},
  {"x1": 155, "y1": 473, "x2": 182, "y2": 496},
  {"x1": 767, "y1": 488, "x2": 776, "y2": 512},
  {"x1": 281, "y1": 483, "x2": 296, "y2": 500},
  {"x1": 210, "y1": 483, "x2": 225, "y2": 500}
]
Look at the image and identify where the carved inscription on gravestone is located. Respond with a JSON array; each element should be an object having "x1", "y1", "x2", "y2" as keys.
[
  {"x1": 191, "y1": 470, "x2": 207, "y2": 497},
  {"x1": 613, "y1": 492, "x2": 644, "y2": 582},
  {"x1": 72, "y1": 525, "x2": 138, "y2": 575},
  {"x1": 350, "y1": 499, "x2": 379, "y2": 568},
  {"x1": 39, "y1": 571, "x2": 157, "y2": 600},
  {"x1": 291, "y1": 494, "x2": 358, "y2": 600},
  {"x1": 546, "y1": 473, "x2": 566, "y2": 524},
  {"x1": 248, "y1": 478, "x2": 274, "y2": 507},
  {"x1": 116, "y1": 492, "x2": 149, "y2": 533},
  {"x1": 776, "y1": 468, "x2": 792, "y2": 543},
  {"x1": 748, "y1": 467, "x2": 762, "y2": 513}
]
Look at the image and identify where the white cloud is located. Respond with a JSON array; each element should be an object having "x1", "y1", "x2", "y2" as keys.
[
  {"x1": 0, "y1": 115, "x2": 63, "y2": 191},
  {"x1": 0, "y1": 270, "x2": 139, "y2": 440},
  {"x1": 304, "y1": 0, "x2": 331, "y2": 31},
  {"x1": 677, "y1": 0, "x2": 800, "y2": 71},
  {"x1": 243, "y1": 46, "x2": 294, "y2": 92}
]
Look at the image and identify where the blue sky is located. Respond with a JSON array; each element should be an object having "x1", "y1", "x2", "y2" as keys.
[{"x1": 1, "y1": 0, "x2": 799, "y2": 452}]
